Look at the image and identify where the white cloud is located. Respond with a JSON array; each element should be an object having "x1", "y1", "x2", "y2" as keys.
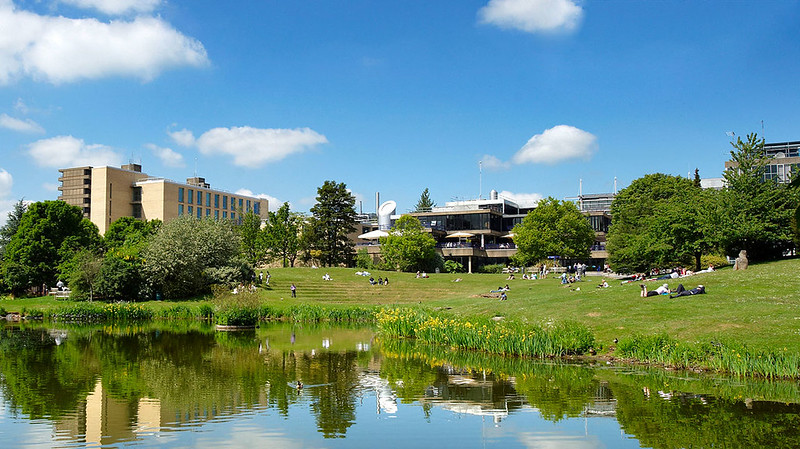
[
  {"x1": 0, "y1": 113, "x2": 44, "y2": 133},
  {"x1": 498, "y1": 190, "x2": 543, "y2": 208},
  {"x1": 27, "y1": 135, "x2": 123, "y2": 168},
  {"x1": 511, "y1": 125, "x2": 597, "y2": 165},
  {"x1": 235, "y1": 189, "x2": 283, "y2": 212},
  {"x1": 195, "y1": 126, "x2": 329, "y2": 167},
  {"x1": 14, "y1": 98, "x2": 29, "y2": 114},
  {"x1": 481, "y1": 154, "x2": 510, "y2": 171},
  {"x1": 58, "y1": 0, "x2": 162, "y2": 15},
  {"x1": 0, "y1": 3, "x2": 208, "y2": 84},
  {"x1": 146, "y1": 143, "x2": 185, "y2": 167},
  {"x1": 0, "y1": 168, "x2": 12, "y2": 197},
  {"x1": 168, "y1": 128, "x2": 196, "y2": 147},
  {"x1": 478, "y1": 0, "x2": 584, "y2": 34}
]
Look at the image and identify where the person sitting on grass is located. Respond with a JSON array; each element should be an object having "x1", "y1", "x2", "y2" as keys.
[
  {"x1": 670, "y1": 284, "x2": 705, "y2": 298},
  {"x1": 597, "y1": 280, "x2": 609, "y2": 288},
  {"x1": 500, "y1": 291, "x2": 508, "y2": 301},
  {"x1": 369, "y1": 277, "x2": 376, "y2": 285},
  {"x1": 641, "y1": 283, "x2": 670, "y2": 297}
]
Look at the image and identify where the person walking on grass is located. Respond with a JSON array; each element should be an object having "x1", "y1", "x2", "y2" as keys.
[{"x1": 290, "y1": 284, "x2": 297, "y2": 298}]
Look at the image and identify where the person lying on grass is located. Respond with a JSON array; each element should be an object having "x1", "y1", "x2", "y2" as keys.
[
  {"x1": 640, "y1": 283, "x2": 670, "y2": 297},
  {"x1": 669, "y1": 284, "x2": 705, "y2": 298}
]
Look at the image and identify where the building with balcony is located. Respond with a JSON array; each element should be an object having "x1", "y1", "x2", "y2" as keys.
[{"x1": 58, "y1": 163, "x2": 268, "y2": 235}]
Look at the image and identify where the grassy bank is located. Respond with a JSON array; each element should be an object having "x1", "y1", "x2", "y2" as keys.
[{"x1": 3, "y1": 258, "x2": 800, "y2": 376}]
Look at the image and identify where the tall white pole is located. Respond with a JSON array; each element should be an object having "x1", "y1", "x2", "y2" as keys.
[{"x1": 479, "y1": 160, "x2": 482, "y2": 200}]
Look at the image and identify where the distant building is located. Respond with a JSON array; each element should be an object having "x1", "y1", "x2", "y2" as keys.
[
  {"x1": 58, "y1": 164, "x2": 268, "y2": 234},
  {"x1": 724, "y1": 140, "x2": 800, "y2": 183}
]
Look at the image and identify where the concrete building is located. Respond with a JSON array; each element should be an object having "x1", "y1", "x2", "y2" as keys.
[
  {"x1": 58, "y1": 163, "x2": 267, "y2": 234},
  {"x1": 724, "y1": 140, "x2": 800, "y2": 183}
]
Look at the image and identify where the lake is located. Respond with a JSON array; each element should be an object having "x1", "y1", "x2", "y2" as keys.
[{"x1": 1, "y1": 321, "x2": 799, "y2": 448}]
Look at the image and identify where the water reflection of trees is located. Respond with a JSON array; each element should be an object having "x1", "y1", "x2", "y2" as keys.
[{"x1": 3, "y1": 324, "x2": 800, "y2": 447}]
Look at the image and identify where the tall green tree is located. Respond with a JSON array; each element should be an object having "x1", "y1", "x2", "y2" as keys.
[
  {"x1": 2, "y1": 200, "x2": 100, "y2": 295},
  {"x1": 264, "y1": 202, "x2": 302, "y2": 267},
  {"x1": 379, "y1": 215, "x2": 437, "y2": 271},
  {"x1": 718, "y1": 133, "x2": 799, "y2": 261},
  {"x1": 239, "y1": 211, "x2": 267, "y2": 267},
  {"x1": 0, "y1": 199, "x2": 26, "y2": 260},
  {"x1": 103, "y1": 216, "x2": 161, "y2": 249},
  {"x1": 511, "y1": 197, "x2": 595, "y2": 267},
  {"x1": 308, "y1": 181, "x2": 357, "y2": 267},
  {"x1": 607, "y1": 173, "x2": 720, "y2": 273},
  {"x1": 414, "y1": 188, "x2": 436, "y2": 212}
]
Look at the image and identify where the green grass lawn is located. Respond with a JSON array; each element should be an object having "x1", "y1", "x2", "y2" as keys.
[{"x1": 4, "y1": 258, "x2": 800, "y2": 354}]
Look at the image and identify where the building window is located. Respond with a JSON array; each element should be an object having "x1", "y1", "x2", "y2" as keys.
[
  {"x1": 206, "y1": 193, "x2": 211, "y2": 207},
  {"x1": 132, "y1": 204, "x2": 142, "y2": 219},
  {"x1": 215, "y1": 194, "x2": 220, "y2": 208},
  {"x1": 197, "y1": 207, "x2": 202, "y2": 219},
  {"x1": 246, "y1": 200, "x2": 251, "y2": 212},
  {"x1": 215, "y1": 210, "x2": 219, "y2": 219},
  {"x1": 231, "y1": 197, "x2": 236, "y2": 211},
  {"x1": 197, "y1": 190, "x2": 202, "y2": 205},
  {"x1": 231, "y1": 212, "x2": 235, "y2": 221},
  {"x1": 239, "y1": 198, "x2": 244, "y2": 210},
  {"x1": 109, "y1": 183, "x2": 112, "y2": 198},
  {"x1": 254, "y1": 202, "x2": 260, "y2": 215},
  {"x1": 178, "y1": 187, "x2": 184, "y2": 202},
  {"x1": 188, "y1": 206, "x2": 193, "y2": 215},
  {"x1": 188, "y1": 189, "x2": 193, "y2": 204},
  {"x1": 223, "y1": 196, "x2": 228, "y2": 209},
  {"x1": 223, "y1": 211, "x2": 227, "y2": 219},
  {"x1": 179, "y1": 204, "x2": 184, "y2": 216},
  {"x1": 206, "y1": 208, "x2": 211, "y2": 217}
]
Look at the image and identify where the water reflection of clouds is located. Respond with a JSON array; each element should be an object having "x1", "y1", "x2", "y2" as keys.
[{"x1": 517, "y1": 431, "x2": 603, "y2": 449}]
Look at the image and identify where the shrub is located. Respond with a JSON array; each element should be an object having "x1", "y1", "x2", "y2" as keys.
[
  {"x1": 198, "y1": 303, "x2": 214, "y2": 320},
  {"x1": 479, "y1": 264, "x2": 505, "y2": 274},
  {"x1": 701, "y1": 254, "x2": 730, "y2": 270},
  {"x1": 356, "y1": 248, "x2": 375, "y2": 270},
  {"x1": 443, "y1": 260, "x2": 464, "y2": 273},
  {"x1": 215, "y1": 307, "x2": 258, "y2": 326}
]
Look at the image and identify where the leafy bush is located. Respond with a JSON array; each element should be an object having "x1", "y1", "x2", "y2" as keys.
[
  {"x1": 443, "y1": 260, "x2": 464, "y2": 273},
  {"x1": 205, "y1": 259, "x2": 253, "y2": 288},
  {"x1": 96, "y1": 251, "x2": 144, "y2": 301},
  {"x1": 356, "y1": 248, "x2": 375, "y2": 269},
  {"x1": 198, "y1": 303, "x2": 214, "y2": 320},
  {"x1": 479, "y1": 264, "x2": 505, "y2": 274},
  {"x1": 215, "y1": 307, "x2": 258, "y2": 326},
  {"x1": 701, "y1": 254, "x2": 729, "y2": 269}
]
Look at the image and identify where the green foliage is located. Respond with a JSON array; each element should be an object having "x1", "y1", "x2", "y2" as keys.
[
  {"x1": 307, "y1": 180, "x2": 357, "y2": 267},
  {"x1": 238, "y1": 211, "x2": 267, "y2": 267},
  {"x1": 0, "y1": 199, "x2": 26, "y2": 260},
  {"x1": 443, "y1": 259, "x2": 464, "y2": 273},
  {"x1": 355, "y1": 248, "x2": 374, "y2": 269},
  {"x1": 95, "y1": 248, "x2": 144, "y2": 301},
  {"x1": 701, "y1": 253, "x2": 729, "y2": 269},
  {"x1": 478, "y1": 263, "x2": 505, "y2": 274},
  {"x1": 718, "y1": 133, "x2": 799, "y2": 261},
  {"x1": 377, "y1": 308, "x2": 595, "y2": 356},
  {"x1": 61, "y1": 249, "x2": 102, "y2": 301},
  {"x1": 142, "y1": 217, "x2": 245, "y2": 299},
  {"x1": 2, "y1": 200, "x2": 101, "y2": 294},
  {"x1": 49, "y1": 303, "x2": 154, "y2": 322},
  {"x1": 511, "y1": 197, "x2": 595, "y2": 267},
  {"x1": 607, "y1": 173, "x2": 712, "y2": 273},
  {"x1": 103, "y1": 217, "x2": 160, "y2": 249},
  {"x1": 414, "y1": 187, "x2": 436, "y2": 212},
  {"x1": 263, "y1": 202, "x2": 302, "y2": 267},
  {"x1": 215, "y1": 307, "x2": 259, "y2": 326},
  {"x1": 379, "y1": 215, "x2": 438, "y2": 272}
]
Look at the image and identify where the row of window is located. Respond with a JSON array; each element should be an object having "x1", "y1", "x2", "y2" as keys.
[
  {"x1": 178, "y1": 205, "x2": 245, "y2": 222},
  {"x1": 177, "y1": 187, "x2": 261, "y2": 214}
]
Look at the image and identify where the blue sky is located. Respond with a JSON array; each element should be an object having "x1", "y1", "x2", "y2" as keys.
[{"x1": 1, "y1": 0, "x2": 799, "y2": 224}]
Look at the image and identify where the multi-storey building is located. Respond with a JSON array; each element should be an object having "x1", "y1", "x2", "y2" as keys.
[
  {"x1": 724, "y1": 140, "x2": 800, "y2": 183},
  {"x1": 58, "y1": 164, "x2": 267, "y2": 235}
]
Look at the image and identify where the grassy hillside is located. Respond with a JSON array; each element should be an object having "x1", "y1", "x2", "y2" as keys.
[{"x1": 4, "y1": 258, "x2": 800, "y2": 354}]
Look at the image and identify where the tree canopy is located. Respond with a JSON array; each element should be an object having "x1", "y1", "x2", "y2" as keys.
[
  {"x1": 511, "y1": 197, "x2": 594, "y2": 267},
  {"x1": 308, "y1": 180, "x2": 357, "y2": 267},
  {"x1": 717, "y1": 133, "x2": 799, "y2": 261},
  {"x1": 263, "y1": 202, "x2": 302, "y2": 267},
  {"x1": 379, "y1": 215, "x2": 438, "y2": 272},
  {"x1": 606, "y1": 173, "x2": 708, "y2": 273},
  {"x1": 2, "y1": 200, "x2": 100, "y2": 294}
]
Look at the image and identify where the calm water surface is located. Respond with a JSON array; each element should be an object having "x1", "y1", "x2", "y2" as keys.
[{"x1": 1, "y1": 322, "x2": 799, "y2": 448}]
